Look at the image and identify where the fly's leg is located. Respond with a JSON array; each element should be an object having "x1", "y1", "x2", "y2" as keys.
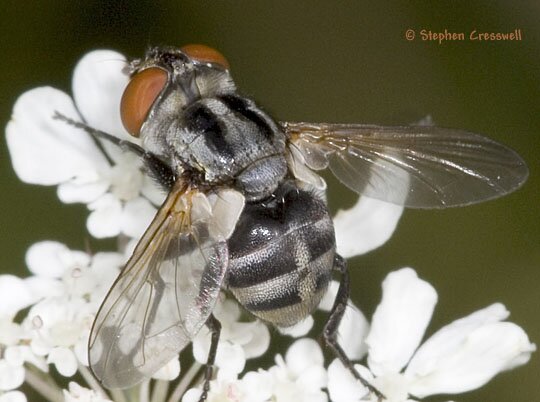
[
  {"x1": 53, "y1": 112, "x2": 176, "y2": 190},
  {"x1": 323, "y1": 255, "x2": 385, "y2": 401},
  {"x1": 198, "y1": 314, "x2": 221, "y2": 402}
]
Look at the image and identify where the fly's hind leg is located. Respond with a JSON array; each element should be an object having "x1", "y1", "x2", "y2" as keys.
[
  {"x1": 198, "y1": 314, "x2": 221, "y2": 402},
  {"x1": 323, "y1": 255, "x2": 385, "y2": 401}
]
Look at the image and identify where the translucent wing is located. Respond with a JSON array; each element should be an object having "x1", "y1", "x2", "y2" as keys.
[
  {"x1": 89, "y1": 184, "x2": 239, "y2": 389},
  {"x1": 284, "y1": 122, "x2": 528, "y2": 208}
]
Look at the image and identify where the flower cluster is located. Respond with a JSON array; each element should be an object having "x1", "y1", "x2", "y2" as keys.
[
  {"x1": 0, "y1": 241, "x2": 124, "y2": 402},
  {"x1": 2, "y1": 50, "x2": 535, "y2": 402}
]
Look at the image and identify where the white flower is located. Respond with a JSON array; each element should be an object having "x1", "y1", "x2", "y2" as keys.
[
  {"x1": 193, "y1": 296, "x2": 270, "y2": 378},
  {"x1": 0, "y1": 276, "x2": 36, "y2": 318},
  {"x1": 328, "y1": 268, "x2": 536, "y2": 402},
  {"x1": 0, "y1": 275, "x2": 48, "y2": 391},
  {"x1": 0, "y1": 391, "x2": 27, "y2": 402},
  {"x1": 63, "y1": 382, "x2": 112, "y2": 402},
  {"x1": 24, "y1": 241, "x2": 123, "y2": 305},
  {"x1": 182, "y1": 372, "x2": 273, "y2": 402},
  {"x1": 6, "y1": 50, "x2": 162, "y2": 240},
  {"x1": 269, "y1": 338, "x2": 328, "y2": 402},
  {"x1": 317, "y1": 280, "x2": 371, "y2": 360},
  {"x1": 151, "y1": 357, "x2": 181, "y2": 381},
  {"x1": 185, "y1": 339, "x2": 327, "y2": 402},
  {"x1": 334, "y1": 197, "x2": 403, "y2": 259},
  {"x1": 17, "y1": 242, "x2": 123, "y2": 376},
  {"x1": 0, "y1": 360, "x2": 25, "y2": 391}
]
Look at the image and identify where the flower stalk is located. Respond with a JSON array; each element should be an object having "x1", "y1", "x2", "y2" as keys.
[{"x1": 24, "y1": 367, "x2": 63, "y2": 402}]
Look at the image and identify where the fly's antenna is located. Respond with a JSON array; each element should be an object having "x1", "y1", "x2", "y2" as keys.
[{"x1": 53, "y1": 112, "x2": 145, "y2": 157}]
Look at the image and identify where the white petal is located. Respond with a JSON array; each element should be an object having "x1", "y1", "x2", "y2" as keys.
[
  {"x1": 242, "y1": 321, "x2": 270, "y2": 359},
  {"x1": 366, "y1": 268, "x2": 437, "y2": 376},
  {"x1": 285, "y1": 339, "x2": 324, "y2": 378},
  {"x1": 0, "y1": 276, "x2": 34, "y2": 316},
  {"x1": 20, "y1": 346, "x2": 48, "y2": 372},
  {"x1": 277, "y1": 316, "x2": 314, "y2": 338},
  {"x1": 47, "y1": 347, "x2": 78, "y2": 377},
  {"x1": 319, "y1": 280, "x2": 339, "y2": 312},
  {"x1": 88, "y1": 252, "x2": 124, "y2": 300},
  {"x1": 405, "y1": 303, "x2": 510, "y2": 376},
  {"x1": 4, "y1": 346, "x2": 25, "y2": 367},
  {"x1": 215, "y1": 343, "x2": 246, "y2": 378},
  {"x1": 29, "y1": 335, "x2": 52, "y2": 357},
  {"x1": 141, "y1": 176, "x2": 167, "y2": 206},
  {"x1": 327, "y1": 359, "x2": 369, "y2": 402},
  {"x1": 26, "y1": 241, "x2": 68, "y2": 277},
  {"x1": 334, "y1": 197, "x2": 403, "y2": 258},
  {"x1": 181, "y1": 388, "x2": 202, "y2": 402},
  {"x1": 0, "y1": 323, "x2": 23, "y2": 347},
  {"x1": 0, "y1": 391, "x2": 27, "y2": 402},
  {"x1": 26, "y1": 241, "x2": 90, "y2": 278},
  {"x1": 208, "y1": 189, "x2": 245, "y2": 239},
  {"x1": 72, "y1": 50, "x2": 129, "y2": 140},
  {"x1": 297, "y1": 365, "x2": 328, "y2": 389},
  {"x1": 192, "y1": 330, "x2": 210, "y2": 365},
  {"x1": 24, "y1": 276, "x2": 63, "y2": 300},
  {"x1": 6, "y1": 87, "x2": 108, "y2": 185},
  {"x1": 74, "y1": 337, "x2": 89, "y2": 366},
  {"x1": 86, "y1": 194, "x2": 122, "y2": 238},
  {"x1": 151, "y1": 356, "x2": 180, "y2": 381},
  {"x1": 338, "y1": 305, "x2": 370, "y2": 361},
  {"x1": 213, "y1": 298, "x2": 241, "y2": 322},
  {"x1": 90, "y1": 251, "x2": 125, "y2": 273},
  {"x1": 120, "y1": 197, "x2": 156, "y2": 239},
  {"x1": 372, "y1": 372, "x2": 410, "y2": 402},
  {"x1": 241, "y1": 371, "x2": 274, "y2": 402},
  {"x1": 407, "y1": 322, "x2": 535, "y2": 397},
  {"x1": 107, "y1": 153, "x2": 144, "y2": 200},
  {"x1": 318, "y1": 282, "x2": 370, "y2": 359},
  {"x1": 193, "y1": 330, "x2": 246, "y2": 376},
  {"x1": 57, "y1": 179, "x2": 109, "y2": 204},
  {"x1": 0, "y1": 360, "x2": 25, "y2": 390},
  {"x1": 64, "y1": 382, "x2": 112, "y2": 402}
]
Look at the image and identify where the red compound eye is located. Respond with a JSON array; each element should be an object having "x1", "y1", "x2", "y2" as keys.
[
  {"x1": 120, "y1": 67, "x2": 168, "y2": 137},
  {"x1": 181, "y1": 44, "x2": 230, "y2": 70}
]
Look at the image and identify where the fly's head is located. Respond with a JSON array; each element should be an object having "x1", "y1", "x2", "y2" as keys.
[{"x1": 120, "y1": 45, "x2": 236, "y2": 165}]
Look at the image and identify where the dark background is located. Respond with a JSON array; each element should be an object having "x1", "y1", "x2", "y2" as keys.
[{"x1": 1, "y1": 1, "x2": 538, "y2": 401}]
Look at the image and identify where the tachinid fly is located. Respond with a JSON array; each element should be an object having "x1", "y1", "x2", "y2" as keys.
[{"x1": 55, "y1": 44, "x2": 528, "y2": 401}]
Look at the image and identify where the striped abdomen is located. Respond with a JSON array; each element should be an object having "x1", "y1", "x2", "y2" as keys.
[{"x1": 226, "y1": 182, "x2": 335, "y2": 328}]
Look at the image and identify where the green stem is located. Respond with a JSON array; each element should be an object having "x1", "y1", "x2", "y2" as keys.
[
  {"x1": 78, "y1": 364, "x2": 109, "y2": 399},
  {"x1": 167, "y1": 362, "x2": 202, "y2": 402},
  {"x1": 110, "y1": 388, "x2": 129, "y2": 402},
  {"x1": 126, "y1": 386, "x2": 141, "y2": 402},
  {"x1": 140, "y1": 380, "x2": 150, "y2": 402},
  {"x1": 24, "y1": 367, "x2": 64, "y2": 402},
  {"x1": 150, "y1": 380, "x2": 169, "y2": 402}
]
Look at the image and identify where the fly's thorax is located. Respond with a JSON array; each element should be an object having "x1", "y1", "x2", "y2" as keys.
[{"x1": 144, "y1": 92, "x2": 288, "y2": 201}]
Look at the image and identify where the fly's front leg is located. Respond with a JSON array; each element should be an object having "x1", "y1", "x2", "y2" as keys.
[
  {"x1": 198, "y1": 314, "x2": 221, "y2": 402},
  {"x1": 53, "y1": 112, "x2": 176, "y2": 190},
  {"x1": 323, "y1": 255, "x2": 385, "y2": 401}
]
